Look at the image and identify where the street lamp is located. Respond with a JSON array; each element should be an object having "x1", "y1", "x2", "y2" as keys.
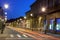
[
  {"x1": 24, "y1": 16, "x2": 26, "y2": 19},
  {"x1": 30, "y1": 14, "x2": 33, "y2": 16},
  {"x1": 4, "y1": 4, "x2": 9, "y2": 9},
  {"x1": 5, "y1": 17, "x2": 7, "y2": 21},
  {"x1": 20, "y1": 18, "x2": 22, "y2": 21},
  {"x1": 5, "y1": 12, "x2": 7, "y2": 15},
  {"x1": 4, "y1": 4, "x2": 9, "y2": 21},
  {"x1": 5, "y1": 12, "x2": 7, "y2": 21},
  {"x1": 41, "y1": 7, "x2": 47, "y2": 34},
  {"x1": 41, "y1": 7, "x2": 46, "y2": 12}
]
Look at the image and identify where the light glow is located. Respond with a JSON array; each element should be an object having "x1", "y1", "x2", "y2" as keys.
[
  {"x1": 20, "y1": 19, "x2": 22, "y2": 20},
  {"x1": 49, "y1": 24, "x2": 52, "y2": 29},
  {"x1": 4, "y1": 4, "x2": 9, "y2": 9},
  {"x1": 56, "y1": 24, "x2": 59, "y2": 30},
  {"x1": 24, "y1": 16, "x2": 26, "y2": 19},
  {"x1": 5, "y1": 12, "x2": 7, "y2": 15},
  {"x1": 41, "y1": 7, "x2": 46, "y2": 12},
  {"x1": 30, "y1": 14, "x2": 33, "y2": 16}
]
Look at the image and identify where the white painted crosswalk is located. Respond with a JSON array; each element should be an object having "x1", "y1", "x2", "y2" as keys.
[
  {"x1": 10, "y1": 34, "x2": 28, "y2": 38},
  {"x1": 23, "y1": 34, "x2": 28, "y2": 37},
  {"x1": 10, "y1": 34, "x2": 14, "y2": 37},
  {"x1": 17, "y1": 34, "x2": 21, "y2": 38}
]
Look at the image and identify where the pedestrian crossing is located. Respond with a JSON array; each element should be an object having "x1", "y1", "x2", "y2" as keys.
[
  {"x1": 4, "y1": 34, "x2": 35, "y2": 40},
  {"x1": 10, "y1": 34, "x2": 14, "y2": 37},
  {"x1": 23, "y1": 34, "x2": 28, "y2": 37},
  {"x1": 16, "y1": 34, "x2": 21, "y2": 38},
  {"x1": 10, "y1": 34, "x2": 29, "y2": 38}
]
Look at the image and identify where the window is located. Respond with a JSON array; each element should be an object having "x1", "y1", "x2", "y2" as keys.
[
  {"x1": 49, "y1": 19, "x2": 54, "y2": 30},
  {"x1": 56, "y1": 19, "x2": 60, "y2": 31}
]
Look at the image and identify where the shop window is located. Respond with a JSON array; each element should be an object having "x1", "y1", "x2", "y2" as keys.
[
  {"x1": 49, "y1": 19, "x2": 54, "y2": 30},
  {"x1": 56, "y1": 24, "x2": 60, "y2": 30},
  {"x1": 56, "y1": 19, "x2": 60, "y2": 31}
]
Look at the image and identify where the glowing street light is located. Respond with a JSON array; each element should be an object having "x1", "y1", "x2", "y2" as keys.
[
  {"x1": 41, "y1": 7, "x2": 46, "y2": 12},
  {"x1": 5, "y1": 17, "x2": 7, "y2": 21},
  {"x1": 5, "y1": 12, "x2": 7, "y2": 15},
  {"x1": 24, "y1": 16, "x2": 26, "y2": 19},
  {"x1": 4, "y1": 4, "x2": 9, "y2": 21},
  {"x1": 4, "y1": 4, "x2": 9, "y2": 9},
  {"x1": 30, "y1": 14, "x2": 33, "y2": 16},
  {"x1": 20, "y1": 18, "x2": 22, "y2": 20}
]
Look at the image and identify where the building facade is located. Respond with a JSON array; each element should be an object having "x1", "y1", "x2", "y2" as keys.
[
  {"x1": 26, "y1": 11, "x2": 33, "y2": 30},
  {"x1": 30, "y1": 0, "x2": 60, "y2": 34}
]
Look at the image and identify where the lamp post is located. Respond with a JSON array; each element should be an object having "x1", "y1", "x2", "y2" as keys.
[
  {"x1": 41, "y1": 7, "x2": 46, "y2": 12},
  {"x1": 30, "y1": 14, "x2": 33, "y2": 17},
  {"x1": 4, "y1": 4, "x2": 9, "y2": 21},
  {"x1": 41, "y1": 7, "x2": 47, "y2": 34},
  {"x1": 4, "y1": 4, "x2": 9, "y2": 9}
]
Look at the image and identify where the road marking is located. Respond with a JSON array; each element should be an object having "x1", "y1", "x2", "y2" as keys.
[
  {"x1": 10, "y1": 34, "x2": 14, "y2": 37},
  {"x1": 23, "y1": 34, "x2": 28, "y2": 37},
  {"x1": 17, "y1": 34, "x2": 21, "y2": 38}
]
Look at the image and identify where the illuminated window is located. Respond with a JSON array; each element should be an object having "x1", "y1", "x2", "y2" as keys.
[
  {"x1": 56, "y1": 19, "x2": 60, "y2": 31},
  {"x1": 56, "y1": 24, "x2": 60, "y2": 30},
  {"x1": 49, "y1": 19, "x2": 54, "y2": 30}
]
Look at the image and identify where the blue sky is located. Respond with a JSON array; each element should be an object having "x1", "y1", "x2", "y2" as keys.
[{"x1": 0, "y1": 0, "x2": 36, "y2": 20}]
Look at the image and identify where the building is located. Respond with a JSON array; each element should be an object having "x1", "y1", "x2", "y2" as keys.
[
  {"x1": 30, "y1": 0, "x2": 60, "y2": 34},
  {"x1": 0, "y1": 7, "x2": 5, "y2": 19},
  {"x1": 26, "y1": 10, "x2": 33, "y2": 30}
]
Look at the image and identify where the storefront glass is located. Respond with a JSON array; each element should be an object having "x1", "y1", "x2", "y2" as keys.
[
  {"x1": 56, "y1": 18, "x2": 60, "y2": 32},
  {"x1": 49, "y1": 19, "x2": 54, "y2": 30}
]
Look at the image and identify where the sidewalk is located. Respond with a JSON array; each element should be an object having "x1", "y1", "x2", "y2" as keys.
[
  {"x1": 46, "y1": 33, "x2": 60, "y2": 38},
  {"x1": 0, "y1": 27, "x2": 9, "y2": 38}
]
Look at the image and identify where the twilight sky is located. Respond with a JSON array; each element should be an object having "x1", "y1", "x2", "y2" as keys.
[{"x1": 0, "y1": 0, "x2": 36, "y2": 20}]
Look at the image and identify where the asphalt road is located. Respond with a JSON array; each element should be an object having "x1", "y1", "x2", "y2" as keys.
[
  {"x1": 0, "y1": 27, "x2": 36, "y2": 40},
  {"x1": 0, "y1": 26, "x2": 59, "y2": 40}
]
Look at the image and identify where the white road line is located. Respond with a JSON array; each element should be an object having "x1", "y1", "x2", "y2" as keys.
[
  {"x1": 17, "y1": 34, "x2": 21, "y2": 38},
  {"x1": 23, "y1": 34, "x2": 28, "y2": 37},
  {"x1": 10, "y1": 34, "x2": 14, "y2": 37}
]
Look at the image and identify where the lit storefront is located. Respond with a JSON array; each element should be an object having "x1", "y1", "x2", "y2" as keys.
[
  {"x1": 46, "y1": 11, "x2": 60, "y2": 34},
  {"x1": 56, "y1": 18, "x2": 60, "y2": 33},
  {"x1": 49, "y1": 19, "x2": 54, "y2": 30}
]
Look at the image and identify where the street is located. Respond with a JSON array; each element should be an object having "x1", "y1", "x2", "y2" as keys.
[
  {"x1": 0, "y1": 26, "x2": 36, "y2": 40},
  {"x1": 0, "y1": 26, "x2": 60, "y2": 40},
  {"x1": 0, "y1": 0, "x2": 60, "y2": 40}
]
